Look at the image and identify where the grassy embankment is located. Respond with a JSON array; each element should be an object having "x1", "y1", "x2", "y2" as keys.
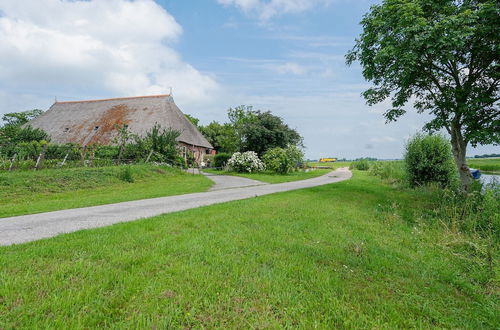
[
  {"x1": 467, "y1": 158, "x2": 500, "y2": 174},
  {"x1": 0, "y1": 165, "x2": 213, "y2": 218},
  {"x1": 203, "y1": 168, "x2": 331, "y2": 184},
  {"x1": 0, "y1": 171, "x2": 497, "y2": 328}
]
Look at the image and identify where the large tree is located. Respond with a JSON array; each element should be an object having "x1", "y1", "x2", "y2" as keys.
[
  {"x1": 346, "y1": 0, "x2": 499, "y2": 191},
  {"x1": 200, "y1": 121, "x2": 240, "y2": 154},
  {"x1": 228, "y1": 105, "x2": 303, "y2": 156}
]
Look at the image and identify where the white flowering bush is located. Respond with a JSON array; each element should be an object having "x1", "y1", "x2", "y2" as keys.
[{"x1": 227, "y1": 151, "x2": 265, "y2": 173}]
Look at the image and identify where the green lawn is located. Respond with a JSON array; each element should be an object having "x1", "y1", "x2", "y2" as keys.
[
  {"x1": 203, "y1": 168, "x2": 332, "y2": 183},
  {"x1": 0, "y1": 172, "x2": 497, "y2": 328},
  {"x1": 467, "y1": 158, "x2": 500, "y2": 174},
  {"x1": 0, "y1": 165, "x2": 213, "y2": 218}
]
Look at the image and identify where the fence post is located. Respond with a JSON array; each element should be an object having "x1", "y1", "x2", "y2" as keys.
[
  {"x1": 34, "y1": 144, "x2": 48, "y2": 171},
  {"x1": 80, "y1": 146, "x2": 87, "y2": 167},
  {"x1": 60, "y1": 153, "x2": 69, "y2": 168},
  {"x1": 145, "y1": 150, "x2": 154, "y2": 163},
  {"x1": 8, "y1": 154, "x2": 16, "y2": 171}
]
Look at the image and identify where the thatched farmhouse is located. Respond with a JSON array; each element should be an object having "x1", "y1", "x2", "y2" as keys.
[{"x1": 28, "y1": 94, "x2": 213, "y2": 163}]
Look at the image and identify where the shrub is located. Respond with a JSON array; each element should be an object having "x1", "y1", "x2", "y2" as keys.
[
  {"x1": 404, "y1": 133, "x2": 457, "y2": 188},
  {"x1": 369, "y1": 161, "x2": 405, "y2": 184},
  {"x1": 350, "y1": 159, "x2": 370, "y2": 171},
  {"x1": 262, "y1": 146, "x2": 304, "y2": 174},
  {"x1": 214, "y1": 153, "x2": 231, "y2": 168},
  {"x1": 117, "y1": 166, "x2": 134, "y2": 183},
  {"x1": 227, "y1": 151, "x2": 265, "y2": 173},
  {"x1": 94, "y1": 145, "x2": 120, "y2": 159}
]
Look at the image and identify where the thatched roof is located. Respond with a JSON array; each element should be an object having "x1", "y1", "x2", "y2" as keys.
[{"x1": 28, "y1": 94, "x2": 213, "y2": 149}]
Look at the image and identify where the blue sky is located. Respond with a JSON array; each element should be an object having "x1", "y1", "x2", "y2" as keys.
[{"x1": 0, "y1": 0, "x2": 497, "y2": 159}]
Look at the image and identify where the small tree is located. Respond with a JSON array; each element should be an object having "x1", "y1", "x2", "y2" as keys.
[
  {"x1": 346, "y1": 0, "x2": 499, "y2": 191},
  {"x1": 263, "y1": 146, "x2": 304, "y2": 174},
  {"x1": 404, "y1": 133, "x2": 457, "y2": 188}
]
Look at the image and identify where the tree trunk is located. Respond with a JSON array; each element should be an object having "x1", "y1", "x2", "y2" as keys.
[{"x1": 450, "y1": 123, "x2": 472, "y2": 192}]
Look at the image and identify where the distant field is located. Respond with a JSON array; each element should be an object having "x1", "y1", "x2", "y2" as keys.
[
  {"x1": 467, "y1": 158, "x2": 500, "y2": 173},
  {"x1": 0, "y1": 172, "x2": 496, "y2": 328},
  {"x1": 0, "y1": 165, "x2": 212, "y2": 218},
  {"x1": 203, "y1": 168, "x2": 331, "y2": 184},
  {"x1": 307, "y1": 161, "x2": 352, "y2": 169}
]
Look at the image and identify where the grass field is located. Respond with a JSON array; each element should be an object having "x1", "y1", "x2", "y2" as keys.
[
  {"x1": 0, "y1": 165, "x2": 213, "y2": 218},
  {"x1": 203, "y1": 168, "x2": 332, "y2": 183},
  {"x1": 307, "y1": 160, "x2": 352, "y2": 169},
  {"x1": 0, "y1": 172, "x2": 497, "y2": 328},
  {"x1": 467, "y1": 158, "x2": 500, "y2": 174}
]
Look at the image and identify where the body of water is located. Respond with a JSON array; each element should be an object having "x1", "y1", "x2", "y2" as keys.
[{"x1": 480, "y1": 174, "x2": 499, "y2": 186}]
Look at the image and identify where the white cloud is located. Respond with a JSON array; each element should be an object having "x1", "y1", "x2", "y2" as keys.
[
  {"x1": 272, "y1": 62, "x2": 307, "y2": 75},
  {"x1": 217, "y1": 0, "x2": 332, "y2": 20},
  {"x1": 0, "y1": 0, "x2": 218, "y2": 106}
]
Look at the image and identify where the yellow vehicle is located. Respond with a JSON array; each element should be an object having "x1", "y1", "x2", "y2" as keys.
[{"x1": 319, "y1": 158, "x2": 337, "y2": 162}]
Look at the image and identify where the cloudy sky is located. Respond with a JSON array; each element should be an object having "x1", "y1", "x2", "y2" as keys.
[{"x1": 0, "y1": 0, "x2": 497, "y2": 159}]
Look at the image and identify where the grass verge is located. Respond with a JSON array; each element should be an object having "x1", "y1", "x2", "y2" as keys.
[
  {"x1": 0, "y1": 165, "x2": 213, "y2": 218},
  {"x1": 203, "y1": 168, "x2": 331, "y2": 184},
  {"x1": 0, "y1": 172, "x2": 497, "y2": 328}
]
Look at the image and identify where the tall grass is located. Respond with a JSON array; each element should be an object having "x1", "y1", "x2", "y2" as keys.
[
  {"x1": 369, "y1": 161, "x2": 405, "y2": 184},
  {"x1": 349, "y1": 159, "x2": 370, "y2": 171}
]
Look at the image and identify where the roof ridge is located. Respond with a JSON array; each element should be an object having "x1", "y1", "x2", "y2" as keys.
[{"x1": 55, "y1": 94, "x2": 171, "y2": 104}]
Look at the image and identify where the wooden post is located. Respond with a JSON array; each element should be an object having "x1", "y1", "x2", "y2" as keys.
[
  {"x1": 35, "y1": 144, "x2": 48, "y2": 171},
  {"x1": 145, "y1": 149, "x2": 154, "y2": 163},
  {"x1": 89, "y1": 148, "x2": 95, "y2": 167},
  {"x1": 8, "y1": 154, "x2": 16, "y2": 171},
  {"x1": 80, "y1": 146, "x2": 87, "y2": 167},
  {"x1": 60, "y1": 153, "x2": 69, "y2": 168}
]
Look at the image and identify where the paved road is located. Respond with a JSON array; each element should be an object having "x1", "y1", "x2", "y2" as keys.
[
  {"x1": 204, "y1": 172, "x2": 267, "y2": 191},
  {"x1": 0, "y1": 168, "x2": 352, "y2": 246}
]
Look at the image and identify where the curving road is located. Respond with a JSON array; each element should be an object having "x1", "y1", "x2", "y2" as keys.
[{"x1": 0, "y1": 168, "x2": 352, "y2": 246}]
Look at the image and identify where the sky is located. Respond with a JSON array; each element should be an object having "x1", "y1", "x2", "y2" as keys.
[{"x1": 0, "y1": 0, "x2": 497, "y2": 159}]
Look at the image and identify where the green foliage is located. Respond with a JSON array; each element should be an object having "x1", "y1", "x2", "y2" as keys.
[
  {"x1": 230, "y1": 106, "x2": 303, "y2": 156},
  {"x1": 122, "y1": 124, "x2": 181, "y2": 164},
  {"x1": 262, "y1": 146, "x2": 304, "y2": 174},
  {"x1": 0, "y1": 125, "x2": 50, "y2": 157},
  {"x1": 350, "y1": 159, "x2": 370, "y2": 171},
  {"x1": 117, "y1": 166, "x2": 134, "y2": 183},
  {"x1": 94, "y1": 145, "x2": 120, "y2": 160},
  {"x1": 346, "y1": 0, "x2": 500, "y2": 189},
  {"x1": 369, "y1": 161, "x2": 405, "y2": 184},
  {"x1": 1, "y1": 109, "x2": 44, "y2": 126},
  {"x1": 213, "y1": 152, "x2": 231, "y2": 168},
  {"x1": 404, "y1": 134, "x2": 457, "y2": 188},
  {"x1": 436, "y1": 184, "x2": 499, "y2": 240},
  {"x1": 184, "y1": 114, "x2": 200, "y2": 128},
  {"x1": 198, "y1": 105, "x2": 303, "y2": 156},
  {"x1": 199, "y1": 121, "x2": 239, "y2": 153}
]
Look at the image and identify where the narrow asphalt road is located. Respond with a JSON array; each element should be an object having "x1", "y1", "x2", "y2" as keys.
[
  {"x1": 204, "y1": 172, "x2": 267, "y2": 191},
  {"x1": 0, "y1": 168, "x2": 352, "y2": 246}
]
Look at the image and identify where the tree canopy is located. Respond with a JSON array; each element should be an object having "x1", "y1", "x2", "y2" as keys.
[
  {"x1": 2, "y1": 109, "x2": 44, "y2": 127},
  {"x1": 196, "y1": 105, "x2": 303, "y2": 156},
  {"x1": 346, "y1": 0, "x2": 499, "y2": 190},
  {"x1": 228, "y1": 105, "x2": 303, "y2": 156}
]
